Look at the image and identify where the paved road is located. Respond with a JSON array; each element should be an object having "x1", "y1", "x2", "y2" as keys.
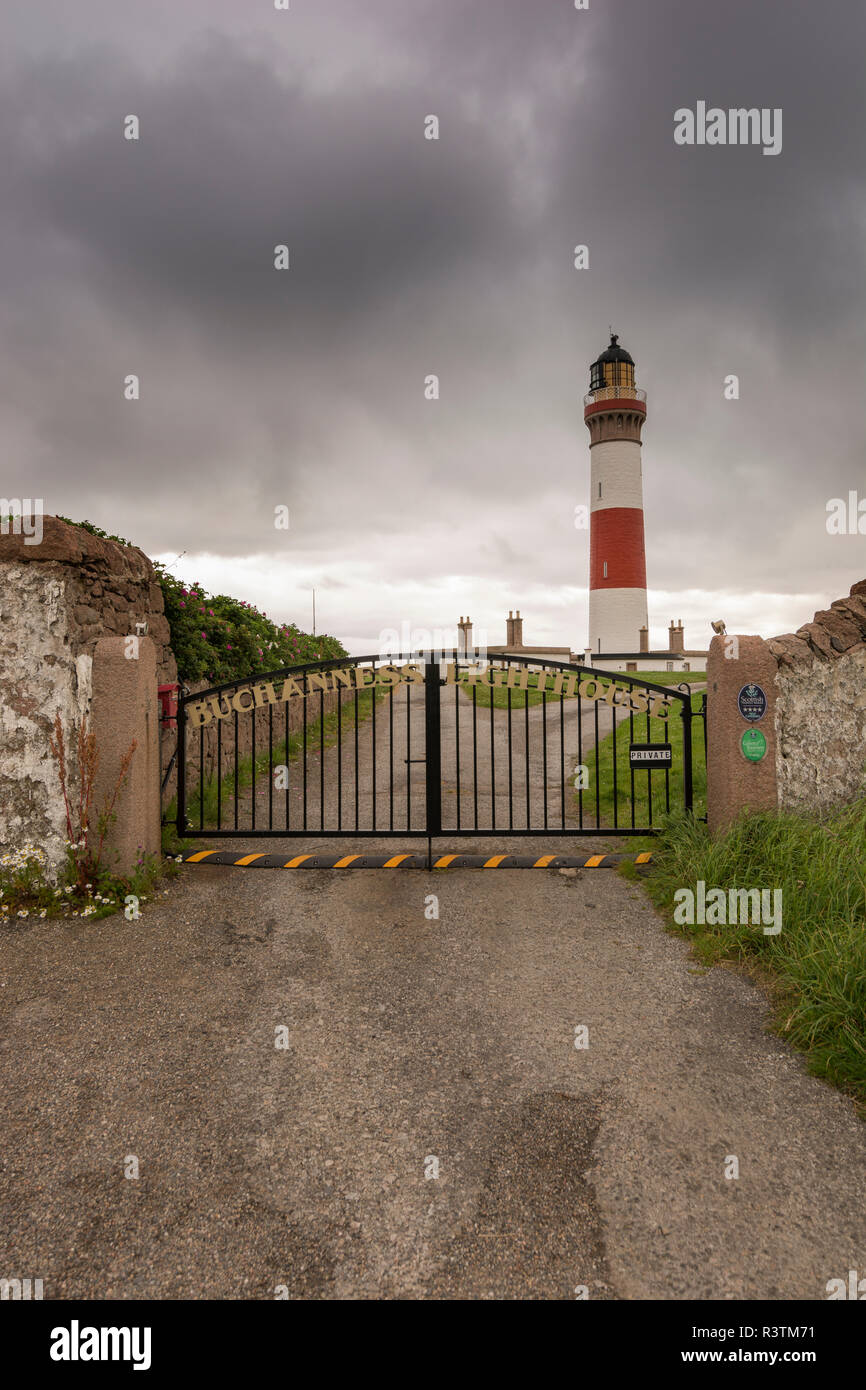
[{"x1": 1, "y1": 851, "x2": 864, "y2": 1300}]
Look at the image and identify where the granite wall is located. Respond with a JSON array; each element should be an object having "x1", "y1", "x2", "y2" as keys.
[{"x1": 768, "y1": 580, "x2": 866, "y2": 813}]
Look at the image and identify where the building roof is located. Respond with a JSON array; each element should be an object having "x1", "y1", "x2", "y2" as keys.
[
  {"x1": 585, "y1": 650, "x2": 707, "y2": 660},
  {"x1": 487, "y1": 644, "x2": 572, "y2": 656}
]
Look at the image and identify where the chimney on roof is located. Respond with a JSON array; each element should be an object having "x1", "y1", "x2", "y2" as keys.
[
  {"x1": 506, "y1": 610, "x2": 523, "y2": 648},
  {"x1": 457, "y1": 615, "x2": 473, "y2": 653},
  {"x1": 668, "y1": 619, "x2": 684, "y2": 652}
]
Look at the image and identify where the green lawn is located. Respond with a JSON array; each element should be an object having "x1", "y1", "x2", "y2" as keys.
[
  {"x1": 641, "y1": 799, "x2": 866, "y2": 1104},
  {"x1": 621, "y1": 670, "x2": 706, "y2": 686},
  {"x1": 579, "y1": 690, "x2": 707, "y2": 829}
]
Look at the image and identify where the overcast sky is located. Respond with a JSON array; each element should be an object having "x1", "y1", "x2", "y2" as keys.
[{"x1": 3, "y1": 0, "x2": 864, "y2": 654}]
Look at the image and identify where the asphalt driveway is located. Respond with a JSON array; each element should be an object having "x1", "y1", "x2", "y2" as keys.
[{"x1": 1, "y1": 849, "x2": 864, "y2": 1299}]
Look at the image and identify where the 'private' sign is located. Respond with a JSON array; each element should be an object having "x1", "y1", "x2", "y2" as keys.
[{"x1": 629, "y1": 743, "x2": 672, "y2": 768}]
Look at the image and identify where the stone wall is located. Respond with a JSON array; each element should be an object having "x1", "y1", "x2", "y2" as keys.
[
  {"x1": 0, "y1": 517, "x2": 175, "y2": 870},
  {"x1": 768, "y1": 580, "x2": 866, "y2": 813}
]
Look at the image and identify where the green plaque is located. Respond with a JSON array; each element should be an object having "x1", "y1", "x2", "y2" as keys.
[{"x1": 741, "y1": 728, "x2": 767, "y2": 762}]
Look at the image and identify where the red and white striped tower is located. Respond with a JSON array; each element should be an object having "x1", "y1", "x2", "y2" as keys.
[{"x1": 583, "y1": 333, "x2": 648, "y2": 657}]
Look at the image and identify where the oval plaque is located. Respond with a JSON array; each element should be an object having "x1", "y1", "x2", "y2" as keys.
[
  {"x1": 741, "y1": 728, "x2": 767, "y2": 762},
  {"x1": 737, "y1": 683, "x2": 767, "y2": 721}
]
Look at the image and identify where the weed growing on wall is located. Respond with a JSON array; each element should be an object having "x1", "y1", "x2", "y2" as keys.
[
  {"x1": 0, "y1": 844, "x2": 179, "y2": 924},
  {"x1": 49, "y1": 713, "x2": 137, "y2": 892},
  {"x1": 0, "y1": 714, "x2": 181, "y2": 924},
  {"x1": 0, "y1": 847, "x2": 53, "y2": 918},
  {"x1": 55, "y1": 515, "x2": 134, "y2": 548}
]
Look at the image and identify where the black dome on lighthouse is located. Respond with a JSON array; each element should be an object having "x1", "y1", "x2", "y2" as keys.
[{"x1": 592, "y1": 333, "x2": 634, "y2": 367}]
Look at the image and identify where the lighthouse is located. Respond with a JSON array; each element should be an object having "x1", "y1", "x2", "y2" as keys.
[{"x1": 583, "y1": 333, "x2": 648, "y2": 662}]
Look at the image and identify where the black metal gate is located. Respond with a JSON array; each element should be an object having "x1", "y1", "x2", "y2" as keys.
[{"x1": 175, "y1": 653, "x2": 704, "y2": 840}]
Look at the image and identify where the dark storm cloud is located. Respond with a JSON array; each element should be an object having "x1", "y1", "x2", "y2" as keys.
[
  {"x1": 1, "y1": 13, "x2": 548, "y2": 551},
  {"x1": 0, "y1": 0, "x2": 864, "y2": 641}
]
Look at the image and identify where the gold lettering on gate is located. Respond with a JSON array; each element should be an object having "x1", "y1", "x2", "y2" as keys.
[
  {"x1": 252, "y1": 681, "x2": 277, "y2": 707},
  {"x1": 377, "y1": 665, "x2": 403, "y2": 688},
  {"x1": 183, "y1": 662, "x2": 672, "y2": 728},
  {"x1": 208, "y1": 695, "x2": 233, "y2": 721},
  {"x1": 186, "y1": 699, "x2": 210, "y2": 728},
  {"x1": 305, "y1": 671, "x2": 331, "y2": 695}
]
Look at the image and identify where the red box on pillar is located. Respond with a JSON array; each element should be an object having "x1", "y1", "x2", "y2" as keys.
[{"x1": 158, "y1": 683, "x2": 180, "y2": 730}]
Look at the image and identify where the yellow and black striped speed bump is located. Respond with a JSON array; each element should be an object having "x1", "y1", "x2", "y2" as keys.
[{"x1": 180, "y1": 849, "x2": 654, "y2": 869}]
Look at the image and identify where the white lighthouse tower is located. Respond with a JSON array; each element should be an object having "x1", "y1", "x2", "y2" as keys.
[{"x1": 583, "y1": 333, "x2": 649, "y2": 662}]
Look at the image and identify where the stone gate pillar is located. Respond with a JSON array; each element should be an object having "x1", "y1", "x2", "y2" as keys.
[
  {"x1": 90, "y1": 635, "x2": 161, "y2": 875},
  {"x1": 706, "y1": 633, "x2": 779, "y2": 833}
]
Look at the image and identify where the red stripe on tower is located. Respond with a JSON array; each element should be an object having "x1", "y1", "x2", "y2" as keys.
[{"x1": 589, "y1": 508, "x2": 647, "y2": 589}]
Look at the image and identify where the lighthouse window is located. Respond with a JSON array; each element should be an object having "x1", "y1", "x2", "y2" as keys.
[
  {"x1": 603, "y1": 561, "x2": 608, "y2": 578},
  {"x1": 598, "y1": 481, "x2": 602, "y2": 498}
]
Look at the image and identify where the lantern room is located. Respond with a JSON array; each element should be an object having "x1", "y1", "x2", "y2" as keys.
[{"x1": 589, "y1": 333, "x2": 636, "y2": 393}]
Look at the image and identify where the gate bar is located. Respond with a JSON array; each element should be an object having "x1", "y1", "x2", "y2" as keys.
[{"x1": 424, "y1": 659, "x2": 442, "y2": 837}]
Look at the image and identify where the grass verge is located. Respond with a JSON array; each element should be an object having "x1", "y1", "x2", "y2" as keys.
[
  {"x1": 617, "y1": 671, "x2": 706, "y2": 686},
  {"x1": 640, "y1": 800, "x2": 866, "y2": 1104},
  {"x1": 580, "y1": 691, "x2": 706, "y2": 827}
]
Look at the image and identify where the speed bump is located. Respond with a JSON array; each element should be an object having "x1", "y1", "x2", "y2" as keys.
[{"x1": 178, "y1": 849, "x2": 653, "y2": 869}]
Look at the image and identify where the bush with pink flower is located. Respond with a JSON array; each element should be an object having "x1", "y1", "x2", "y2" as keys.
[{"x1": 154, "y1": 563, "x2": 345, "y2": 682}]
